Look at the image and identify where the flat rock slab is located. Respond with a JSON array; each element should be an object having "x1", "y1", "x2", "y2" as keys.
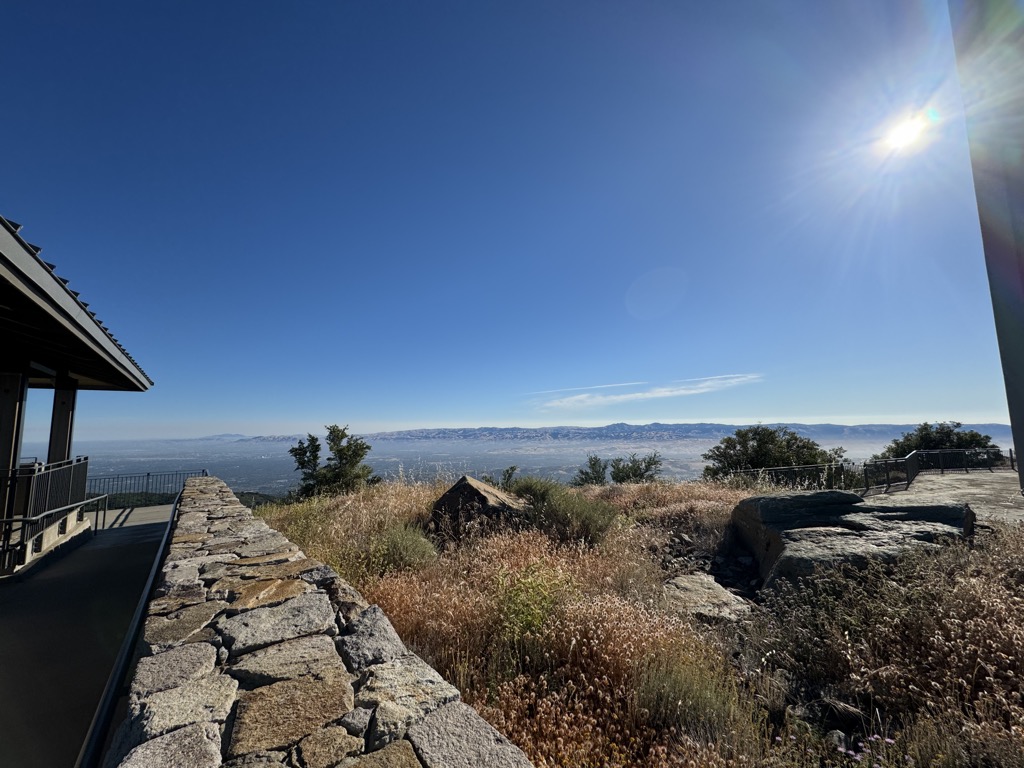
[
  {"x1": 356, "y1": 654, "x2": 461, "y2": 748},
  {"x1": 156, "y1": 564, "x2": 202, "y2": 595},
  {"x1": 663, "y1": 573, "x2": 751, "y2": 624},
  {"x1": 298, "y1": 726, "x2": 364, "y2": 768},
  {"x1": 343, "y1": 739, "x2": 421, "y2": 768},
  {"x1": 148, "y1": 583, "x2": 209, "y2": 616},
  {"x1": 171, "y1": 533, "x2": 210, "y2": 545},
  {"x1": 228, "y1": 670, "x2": 356, "y2": 757},
  {"x1": 220, "y1": 577, "x2": 313, "y2": 611},
  {"x1": 114, "y1": 722, "x2": 222, "y2": 768},
  {"x1": 131, "y1": 672, "x2": 238, "y2": 740},
  {"x1": 229, "y1": 634, "x2": 347, "y2": 686},
  {"x1": 207, "y1": 532, "x2": 298, "y2": 558},
  {"x1": 232, "y1": 551, "x2": 307, "y2": 566},
  {"x1": 130, "y1": 642, "x2": 218, "y2": 700},
  {"x1": 223, "y1": 752, "x2": 291, "y2": 767},
  {"x1": 337, "y1": 605, "x2": 408, "y2": 672},
  {"x1": 202, "y1": 557, "x2": 332, "y2": 585},
  {"x1": 407, "y1": 702, "x2": 533, "y2": 768},
  {"x1": 216, "y1": 591, "x2": 336, "y2": 656},
  {"x1": 732, "y1": 490, "x2": 974, "y2": 586},
  {"x1": 144, "y1": 600, "x2": 230, "y2": 652}
]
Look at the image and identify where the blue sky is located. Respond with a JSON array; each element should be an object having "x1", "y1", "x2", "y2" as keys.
[{"x1": 5, "y1": 0, "x2": 1011, "y2": 440}]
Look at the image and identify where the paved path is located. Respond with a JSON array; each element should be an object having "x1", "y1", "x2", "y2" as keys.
[
  {"x1": 879, "y1": 470, "x2": 1024, "y2": 524},
  {"x1": 0, "y1": 506, "x2": 171, "y2": 767}
]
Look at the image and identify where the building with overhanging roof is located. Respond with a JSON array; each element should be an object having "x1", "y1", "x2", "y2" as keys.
[{"x1": 0, "y1": 213, "x2": 152, "y2": 574}]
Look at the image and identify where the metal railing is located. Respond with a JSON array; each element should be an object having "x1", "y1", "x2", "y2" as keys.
[
  {"x1": 727, "y1": 461, "x2": 865, "y2": 491},
  {"x1": 86, "y1": 469, "x2": 208, "y2": 508},
  {"x1": 862, "y1": 447, "x2": 1015, "y2": 493},
  {"x1": 1, "y1": 457, "x2": 93, "y2": 573},
  {"x1": 725, "y1": 448, "x2": 1016, "y2": 495},
  {"x1": 3, "y1": 456, "x2": 89, "y2": 519}
]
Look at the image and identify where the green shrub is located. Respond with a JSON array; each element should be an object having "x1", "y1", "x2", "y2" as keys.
[
  {"x1": 609, "y1": 452, "x2": 663, "y2": 483},
  {"x1": 509, "y1": 476, "x2": 618, "y2": 546},
  {"x1": 702, "y1": 425, "x2": 844, "y2": 479},
  {"x1": 633, "y1": 640, "x2": 758, "y2": 749},
  {"x1": 495, "y1": 563, "x2": 566, "y2": 644},
  {"x1": 571, "y1": 454, "x2": 609, "y2": 486},
  {"x1": 874, "y1": 420, "x2": 1000, "y2": 459},
  {"x1": 380, "y1": 524, "x2": 437, "y2": 573}
]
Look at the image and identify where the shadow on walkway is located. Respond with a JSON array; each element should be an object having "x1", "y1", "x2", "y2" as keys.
[{"x1": 0, "y1": 507, "x2": 169, "y2": 767}]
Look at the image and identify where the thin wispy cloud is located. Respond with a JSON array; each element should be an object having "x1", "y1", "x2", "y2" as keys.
[
  {"x1": 541, "y1": 373, "x2": 763, "y2": 409},
  {"x1": 526, "y1": 381, "x2": 648, "y2": 396}
]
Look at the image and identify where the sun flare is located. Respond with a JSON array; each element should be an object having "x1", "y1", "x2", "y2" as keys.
[
  {"x1": 882, "y1": 108, "x2": 939, "y2": 153},
  {"x1": 885, "y1": 116, "x2": 926, "y2": 150}
]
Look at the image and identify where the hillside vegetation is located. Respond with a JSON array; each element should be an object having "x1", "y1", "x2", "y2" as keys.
[{"x1": 258, "y1": 476, "x2": 1024, "y2": 768}]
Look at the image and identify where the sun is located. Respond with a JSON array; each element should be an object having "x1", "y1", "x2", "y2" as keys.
[
  {"x1": 886, "y1": 116, "x2": 926, "y2": 150},
  {"x1": 882, "y1": 109, "x2": 939, "y2": 153}
]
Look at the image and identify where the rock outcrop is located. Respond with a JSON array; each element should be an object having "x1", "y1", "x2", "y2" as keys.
[
  {"x1": 104, "y1": 477, "x2": 533, "y2": 768},
  {"x1": 732, "y1": 490, "x2": 974, "y2": 586},
  {"x1": 663, "y1": 572, "x2": 751, "y2": 623},
  {"x1": 429, "y1": 475, "x2": 527, "y2": 539}
]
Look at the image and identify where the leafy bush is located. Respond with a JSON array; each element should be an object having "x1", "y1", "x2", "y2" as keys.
[
  {"x1": 702, "y1": 425, "x2": 844, "y2": 479},
  {"x1": 380, "y1": 524, "x2": 437, "y2": 573},
  {"x1": 571, "y1": 454, "x2": 609, "y2": 486},
  {"x1": 609, "y1": 452, "x2": 663, "y2": 483},
  {"x1": 509, "y1": 476, "x2": 618, "y2": 546}
]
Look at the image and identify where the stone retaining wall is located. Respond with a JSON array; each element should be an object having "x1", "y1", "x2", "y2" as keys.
[{"x1": 103, "y1": 477, "x2": 533, "y2": 768}]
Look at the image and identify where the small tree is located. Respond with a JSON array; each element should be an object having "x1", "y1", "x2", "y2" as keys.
[
  {"x1": 481, "y1": 465, "x2": 519, "y2": 491},
  {"x1": 288, "y1": 433, "x2": 322, "y2": 497},
  {"x1": 289, "y1": 424, "x2": 375, "y2": 498},
  {"x1": 609, "y1": 452, "x2": 662, "y2": 484},
  {"x1": 702, "y1": 425, "x2": 844, "y2": 480},
  {"x1": 874, "y1": 421, "x2": 999, "y2": 460},
  {"x1": 571, "y1": 454, "x2": 609, "y2": 486}
]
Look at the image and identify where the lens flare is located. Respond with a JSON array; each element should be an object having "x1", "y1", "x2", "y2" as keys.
[{"x1": 885, "y1": 116, "x2": 927, "y2": 150}]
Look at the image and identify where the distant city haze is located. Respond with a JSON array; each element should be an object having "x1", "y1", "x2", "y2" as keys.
[{"x1": 23, "y1": 422, "x2": 1014, "y2": 497}]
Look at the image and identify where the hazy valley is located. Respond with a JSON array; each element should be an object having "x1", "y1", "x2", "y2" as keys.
[{"x1": 24, "y1": 422, "x2": 1014, "y2": 497}]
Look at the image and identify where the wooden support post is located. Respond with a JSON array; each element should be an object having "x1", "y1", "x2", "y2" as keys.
[
  {"x1": 47, "y1": 377, "x2": 78, "y2": 465},
  {"x1": 0, "y1": 372, "x2": 29, "y2": 520}
]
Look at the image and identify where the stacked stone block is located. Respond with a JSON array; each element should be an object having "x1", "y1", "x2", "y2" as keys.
[{"x1": 104, "y1": 477, "x2": 532, "y2": 768}]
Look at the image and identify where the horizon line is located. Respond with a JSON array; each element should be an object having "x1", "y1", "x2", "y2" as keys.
[{"x1": 47, "y1": 418, "x2": 1015, "y2": 443}]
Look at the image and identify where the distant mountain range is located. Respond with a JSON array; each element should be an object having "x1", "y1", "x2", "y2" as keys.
[
  {"x1": 215, "y1": 422, "x2": 1015, "y2": 449},
  {"x1": 363, "y1": 422, "x2": 1014, "y2": 446}
]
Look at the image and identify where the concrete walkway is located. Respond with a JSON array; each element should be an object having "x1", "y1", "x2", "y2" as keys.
[
  {"x1": 0, "y1": 506, "x2": 172, "y2": 767},
  {"x1": 879, "y1": 470, "x2": 1024, "y2": 524}
]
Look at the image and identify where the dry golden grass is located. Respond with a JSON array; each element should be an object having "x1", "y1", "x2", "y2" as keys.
[
  {"x1": 581, "y1": 480, "x2": 751, "y2": 555},
  {"x1": 256, "y1": 476, "x2": 447, "y2": 583},
  {"x1": 754, "y1": 523, "x2": 1024, "y2": 767},
  {"x1": 259, "y1": 476, "x2": 1024, "y2": 768}
]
